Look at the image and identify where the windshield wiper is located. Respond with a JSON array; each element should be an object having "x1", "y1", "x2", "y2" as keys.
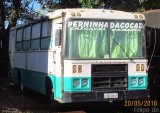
[{"x1": 111, "y1": 38, "x2": 136, "y2": 63}]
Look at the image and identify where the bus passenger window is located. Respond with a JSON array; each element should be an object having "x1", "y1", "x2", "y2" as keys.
[
  {"x1": 31, "y1": 23, "x2": 41, "y2": 50},
  {"x1": 23, "y1": 26, "x2": 31, "y2": 51},
  {"x1": 16, "y1": 29, "x2": 23, "y2": 51},
  {"x1": 15, "y1": 42, "x2": 22, "y2": 51},
  {"x1": 41, "y1": 20, "x2": 52, "y2": 50}
]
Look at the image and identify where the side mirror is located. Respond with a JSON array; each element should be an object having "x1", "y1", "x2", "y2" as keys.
[{"x1": 55, "y1": 29, "x2": 61, "y2": 46}]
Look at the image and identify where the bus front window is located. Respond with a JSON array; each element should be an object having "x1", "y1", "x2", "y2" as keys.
[
  {"x1": 110, "y1": 21, "x2": 145, "y2": 59},
  {"x1": 66, "y1": 20, "x2": 108, "y2": 59},
  {"x1": 65, "y1": 20, "x2": 146, "y2": 59}
]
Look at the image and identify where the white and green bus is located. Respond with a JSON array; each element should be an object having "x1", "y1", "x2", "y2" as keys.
[{"x1": 9, "y1": 9, "x2": 149, "y2": 103}]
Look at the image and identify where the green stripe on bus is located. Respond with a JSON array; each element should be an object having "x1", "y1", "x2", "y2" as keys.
[
  {"x1": 128, "y1": 75, "x2": 148, "y2": 90},
  {"x1": 11, "y1": 68, "x2": 91, "y2": 100},
  {"x1": 48, "y1": 75, "x2": 91, "y2": 99}
]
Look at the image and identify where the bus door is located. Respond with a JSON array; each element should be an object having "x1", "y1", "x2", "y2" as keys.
[
  {"x1": 54, "y1": 22, "x2": 62, "y2": 75},
  {"x1": 53, "y1": 21, "x2": 63, "y2": 98}
]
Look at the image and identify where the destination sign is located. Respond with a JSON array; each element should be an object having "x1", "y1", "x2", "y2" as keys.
[
  {"x1": 67, "y1": 21, "x2": 108, "y2": 30},
  {"x1": 67, "y1": 20, "x2": 144, "y2": 31}
]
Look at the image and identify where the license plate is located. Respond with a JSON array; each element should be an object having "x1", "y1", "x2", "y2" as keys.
[{"x1": 104, "y1": 93, "x2": 118, "y2": 99}]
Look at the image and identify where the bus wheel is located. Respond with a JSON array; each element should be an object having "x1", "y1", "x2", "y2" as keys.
[
  {"x1": 20, "y1": 81, "x2": 24, "y2": 92},
  {"x1": 17, "y1": 71, "x2": 25, "y2": 94},
  {"x1": 45, "y1": 78, "x2": 54, "y2": 105},
  {"x1": 19, "y1": 77, "x2": 27, "y2": 95},
  {"x1": 20, "y1": 80, "x2": 27, "y2": 95}
]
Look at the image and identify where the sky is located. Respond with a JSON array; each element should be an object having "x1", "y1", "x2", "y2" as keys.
[
  {"x1": 6, "y1": 1, "x2": 47, "y2": 27},
  {"x1": 16, "y1": 1, "x2": 41, "y2": 25},
  {"x1": 29, "y1": 0, "x2": 41, "y2": 12}
]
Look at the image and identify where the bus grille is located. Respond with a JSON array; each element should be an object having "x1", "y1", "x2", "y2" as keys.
[{"x1": 92, "y1": 64, "x2": 128, "y2": 90}]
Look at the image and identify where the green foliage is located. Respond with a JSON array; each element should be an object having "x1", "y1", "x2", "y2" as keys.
[
  {"x1": 78, "y1": 0, "x2": 160, "y2": 11},
  {"x1": 79, "y1": 0, "x2": 103, "y2": 8},
  {"x1": 79, "y1": 0, "x2": 93, "y2": 8},
  {"x1": 140, "y1": 0, "x2": 160, "y2": 11},
  {"x1": 3, "y1": 0, "x2": 36, "y2": 28}
]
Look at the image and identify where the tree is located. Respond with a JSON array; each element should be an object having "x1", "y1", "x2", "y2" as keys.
[
  {"x1": 78, "y1": 0, "x2": 160, "y2": 11},
  {"x1": 78, "y1": 0, "x2": 103, "y2": 8},
  {"x1": 140, "y1": 0, "x2": 160, "y2": 11},
  {"x1": 35, "y1": 0, "x2": 160, "y2": 12},
  {"x1": 35, "y1": 0, "x2": 79, "y2": 10},
  {"x1": 102, "y1": 0, "x2": 160, "y2": 11},
  {"x1": 0, "y1": 0, "x2": 34, "y2": 77}
]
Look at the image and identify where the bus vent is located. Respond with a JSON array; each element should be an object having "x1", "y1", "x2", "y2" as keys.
[{"x1": 92, "y1": 64, "x2": 128, "y2": 90}]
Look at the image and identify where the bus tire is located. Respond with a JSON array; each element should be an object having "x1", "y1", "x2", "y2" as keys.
[
  {"x1": 17, "y1": 71, "x2": 27, "y2": 95},
  {"x1": 45, "y1": 77, "x2": 54, "y2": 105},
  {"x1": 20, "y1": 80, "x2": 27, "y2": 95},
  {"x1": 17, "y1": 70, "x2": 21, "y2": 86}
]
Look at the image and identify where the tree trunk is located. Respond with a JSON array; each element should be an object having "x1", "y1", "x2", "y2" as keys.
[{"x1": 0, "y1": 0, "x2": 8, "y2": 78}]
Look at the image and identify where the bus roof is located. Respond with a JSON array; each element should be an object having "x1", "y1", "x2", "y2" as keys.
[
  {"x1": 142, "y1": 9, "x2": 160, "y2": 28},
  {"x1": 46, "y1": 8, "x2": 145, "y2": 20},
  {"x1": 10, "y1": 8, "x2": 145, "y2": 30}
]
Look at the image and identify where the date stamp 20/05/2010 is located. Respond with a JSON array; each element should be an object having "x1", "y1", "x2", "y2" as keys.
[
  {"x1": 124, "y1": 100, "x2": 160, "y2": 113},
  {"x1": 124, "y1": 100, "x2": 158, "y2": 107}
]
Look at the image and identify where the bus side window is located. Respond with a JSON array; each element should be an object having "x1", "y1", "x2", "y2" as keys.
[
  {"x1": 16, "y1": 28, "x2": 23, "y2": 51},
  {"x1": 23, "y1": 26, "x2": 31, "y2": 51},
  {"x1": 41, "y1": 20, "x2": 52, "y2": 50},
  {"x1": 55, "y1": 29, "x2": 61, "y2": 46},
  {"x1": 31, "y1": 23, "x2": 41, "y2": 50}
]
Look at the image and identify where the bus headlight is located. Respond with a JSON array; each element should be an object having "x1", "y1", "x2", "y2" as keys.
[
  {"x1": 78, "y1": 65, "x2": 82, "y2": 73},
  {"x1": 73, "y1": 79, "x2": 80, "y2": 87},
  {"x1": 131, "y1": 78, "x2": 137, "y2": 85},
  {"x1": 141, "y1": 64, "x2": 145, "y2": 71},
  {"x1": 82, "y1": 79, "x2": 88, "y2": 87},
  {"x1": 136, "y1": 64, "x2": 140, "y2": 71},
  {"x1": 138, "y1": 78, "x2": 144, "y2": 85},
  {"x1": 73, "y1": 65, "x2": 77, "y2": 73}
]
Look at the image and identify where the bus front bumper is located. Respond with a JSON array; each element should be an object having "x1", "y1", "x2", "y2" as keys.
[{"x1": 62, "y1": 90, "x2": 149, "y2": 103}]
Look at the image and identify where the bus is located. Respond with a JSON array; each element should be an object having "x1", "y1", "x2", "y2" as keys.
[{"x1": 9, "y1": 9, "x2": 149, "y2": 103}]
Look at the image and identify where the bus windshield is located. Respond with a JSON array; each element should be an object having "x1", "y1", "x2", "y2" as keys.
[{"x1": 65, "y1": 20, "x2": 146, "y2": 59}]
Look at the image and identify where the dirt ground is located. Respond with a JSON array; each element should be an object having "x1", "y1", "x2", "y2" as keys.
[{"x1": 0, "y1": 78, "x2": 51, "y2": 113}]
